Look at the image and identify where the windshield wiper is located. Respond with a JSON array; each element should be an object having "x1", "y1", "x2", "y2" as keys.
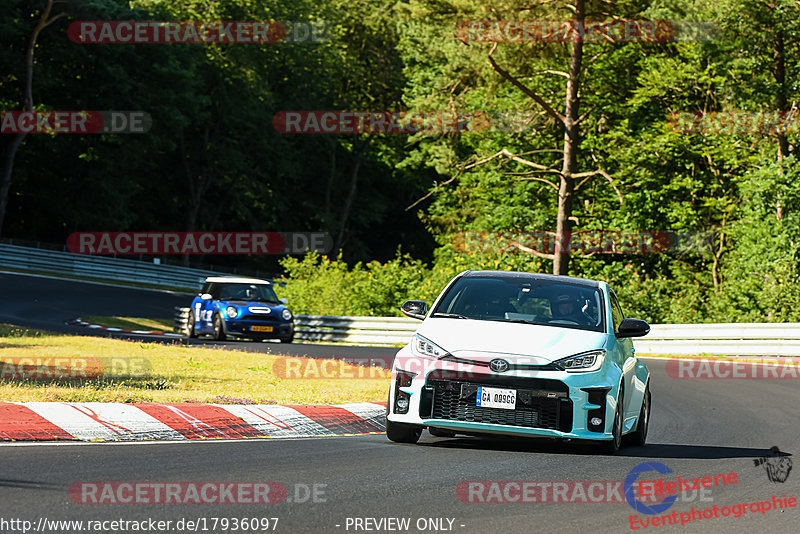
[
  {"x1": 483, "y1": 317, "x2": 540, "y2": 325},
  {"x1": 430, "y1": 312, "x2": 469, "y2": 319}
]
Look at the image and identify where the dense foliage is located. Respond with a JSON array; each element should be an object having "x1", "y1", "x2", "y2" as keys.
[{"x1": 3, "y1": 0, "x2": 800, "y2": 322}]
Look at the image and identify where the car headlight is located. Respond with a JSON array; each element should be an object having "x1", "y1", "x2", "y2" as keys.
[
  {"x1": 226, "y1": 306, "x2": 238, "y2": 319},
  {"x1": 411, "y1": 334, "x2": 449, "y2": 359},
  {"x1": 554, "y1": 349, "x2": 605, "y2": 372},
  {"x1": 281, "y1": 308, "x2": 293, "y2": 321}
]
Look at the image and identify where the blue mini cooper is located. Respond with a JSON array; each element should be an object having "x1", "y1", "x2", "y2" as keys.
[{"x1": 186, "y1": 276, "x2": 294, "y2": 343}]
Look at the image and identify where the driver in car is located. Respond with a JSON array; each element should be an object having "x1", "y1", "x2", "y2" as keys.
[{"x1": 551, "y1": 293, "x2": 589, "y2": 325}]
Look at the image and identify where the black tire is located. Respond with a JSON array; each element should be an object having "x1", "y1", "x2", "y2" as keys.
[
  {"x1": 429, "y1": 427, "x2": 456, "y2": 438},
  {"x1": 386, "y1": 418, "x2": 422, "y2": 444},
  {"x1": 602, "y1": 398, "x2": 624, "y2": 454},
  {"x1": 184, "y1": 319, "x2": 197, "y2": 339},
  {"x1": 279, "y1": 335, "x2": 294, "y2": 344},
  {"x1": 625, "y1": 385, "x2": 651, "y2": 447},
  {"x1": 213, "y1": 313, "x2": 228, "y2": 341}
]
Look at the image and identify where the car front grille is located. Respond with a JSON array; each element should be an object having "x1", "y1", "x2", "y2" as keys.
[
  {"x1": 426, "y1": 378, "x2": 572, "y2": 432},
  {"x1": 239, "y1": 315, "x2": 280, "y2": 322}
]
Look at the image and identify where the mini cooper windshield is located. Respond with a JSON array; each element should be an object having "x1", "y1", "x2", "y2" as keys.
[
  {"x1": 430, "y1": 275, "x2": 605, "y2": 332},
  {"x1": 218, "y1": 283, "x2": 280, "y2": 303}
]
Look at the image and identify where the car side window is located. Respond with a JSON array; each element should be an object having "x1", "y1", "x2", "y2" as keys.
[
  {"x1": 208, "y1": 283, "x2": 220, "y2": 299},
  {"x1": 609, "y1": 290, "x2": 624, "y2": 331},
  {"x1": 200, "y1": 282, "x2": 211, "y2": 295}
]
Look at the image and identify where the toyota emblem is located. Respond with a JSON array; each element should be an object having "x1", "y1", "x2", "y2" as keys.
[{"x1": 489, "y1": 359, "x2": 509, "y2": 372}]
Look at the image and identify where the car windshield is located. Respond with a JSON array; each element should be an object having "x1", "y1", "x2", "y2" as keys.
[
  {"x1": 431, "y1": 275, "x2": 605, "y2": 332},
  {"x1": 218, "y1": 283, "x2": 280, "y2": 303}
]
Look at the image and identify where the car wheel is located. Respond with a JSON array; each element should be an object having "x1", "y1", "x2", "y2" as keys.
[
  {"x1": 184, "y1": 320, "x2": 196, "y2": 339},
  {"x1": 213, "y1": 313, "x2": 227, "y2": 341},
  {"x1": 602, "y1": 398, "x2": 624, "y2": 454},
  {"x1": 279, "y1": 335, "x2": 294, "y2": 344},
  {"x1": 386, "y1": 418, "x2": 422, "y2": 444},
  {"x1": 625, "y1": 385, "x2": 650, "y2": 447},
  {"x1": 429, "y1": 427, "x2": 456, "y2": 438}
]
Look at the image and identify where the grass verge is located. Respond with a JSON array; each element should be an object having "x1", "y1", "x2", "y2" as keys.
[{"x1": 0, "y1": 324, "x2": 389, "y2": 404}]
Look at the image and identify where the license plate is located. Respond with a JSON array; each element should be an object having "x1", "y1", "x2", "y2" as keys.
[
  {"x1": 476, "y1": 386, "x2": 516, "y2": 410},
  {"x1": 251, "y1": 325, "x2": 273, "y2": 332}
]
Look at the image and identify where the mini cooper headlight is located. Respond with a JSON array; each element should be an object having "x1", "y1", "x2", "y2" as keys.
[
  {"x1": 554, "y1": 349, "x2": 605, "y2": 372},
  {"x1": 411, "y1": 334, "x2": 449, "y2": 359},
  {"x1": 226, "y1": 306, "x2": 238, "y2": 319},
  {"x1": 281, "y1": 308, "x2": 293, "y2": 321}
]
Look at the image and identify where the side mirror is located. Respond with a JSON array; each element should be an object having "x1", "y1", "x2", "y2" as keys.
[
  {"x1": 617, "y1": 318, "x2": 650, "y2": 338},
  {"x1": 200, "y1": 293, "x2": 213, "y2": 301},
  {"x1": 279, "y1": 297, "x2": 288, "y2": 305},
  {"x1": 401, "y1": 300, "x2": 428, "y2": 320}
]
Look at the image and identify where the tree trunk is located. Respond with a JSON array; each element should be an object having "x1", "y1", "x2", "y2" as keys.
[
  {"x1": 0, "y1": 0, "x2": 63, "y2": 237},
  {"x1": 334, "y1": 138, "x2": 370, "y2": 254},
  {"x1": 0, "y1": 134, "x2": 26, "y2": 236},
  {"x1": 552, "y1": 0, "x2": 585, "y2": 276},
  {"x1": 774, "y1": 31, "x2": 789, "y2": 162}
]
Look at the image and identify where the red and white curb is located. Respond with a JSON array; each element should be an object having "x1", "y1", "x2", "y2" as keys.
[
  {"x1": 69, "y1": 318, "x2": 183, "y2": 337},
  {"x1": 0, "y1": 402, "x2": 386, "y2": 442}
]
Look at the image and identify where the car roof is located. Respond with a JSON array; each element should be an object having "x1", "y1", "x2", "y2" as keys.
[
  {"x1": 460, "y1": 270, "x2": 602, "y2": 289},
  {"x1": 204, "y1": 276, "x2": 271, "y2": 284}
]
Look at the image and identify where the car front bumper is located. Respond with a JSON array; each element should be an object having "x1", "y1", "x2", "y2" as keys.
[
  {"x1": 386, "y1": 347, "x2": 622, "y2": 441},
  {"x1": 223, "y1": 320, "x2": 294, "y2": 338}
]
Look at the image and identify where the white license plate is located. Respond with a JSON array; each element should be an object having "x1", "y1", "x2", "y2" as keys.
[{"x1": 476, "y1": 386, "x2": 517, "y2": 410}]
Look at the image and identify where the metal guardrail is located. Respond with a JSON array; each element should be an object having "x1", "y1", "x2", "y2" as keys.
[
  {"x1": 173, "y1": 307, "x2": 416, "y2": 345},
  {"x1": 173, "y1": 308, "x2": 800, "y2": 355},
  {"x1": 0, "y1": 243, "x2": 227, "y2": 291}
]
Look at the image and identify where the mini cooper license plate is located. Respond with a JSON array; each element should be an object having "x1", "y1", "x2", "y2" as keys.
[
  {"x1": 251, "y1": 325, "x2": 273, "y2": 332},
  {"x1": 476, "y1": 386, "x2": 517, "y2": 410}
]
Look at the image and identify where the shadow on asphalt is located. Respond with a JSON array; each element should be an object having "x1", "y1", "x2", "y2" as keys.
[{"x1": 414, "y1": 435, "x2": 789, "y2": 460}]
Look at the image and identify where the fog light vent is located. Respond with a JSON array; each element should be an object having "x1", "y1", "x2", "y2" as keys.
[{"x1": 395, "y1": 392, "x2": 410, "y2": 414}]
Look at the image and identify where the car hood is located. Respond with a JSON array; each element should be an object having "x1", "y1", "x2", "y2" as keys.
[
  {"x1": 415, "y1": 318, "x2": 607, "y2": 364},
  {"x1": 219, "y1": 300, "x2": 286, "y2": 311}
]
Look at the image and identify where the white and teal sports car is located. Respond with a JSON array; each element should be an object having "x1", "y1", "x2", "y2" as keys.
[{"x1": 386, "y1": 270, "x2": 651, "y2": 453}]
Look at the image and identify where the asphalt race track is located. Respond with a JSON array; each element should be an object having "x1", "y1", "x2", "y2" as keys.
[
  {"x1": 1, "y1": 272, "x2": 799, "y2": 533},
  {"x1": 0, "y1": 271, "x2": 396, "y2": 360}
]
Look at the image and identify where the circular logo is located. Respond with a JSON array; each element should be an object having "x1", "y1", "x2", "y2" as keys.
[
  {"x1": 625, "y1": 462, "x2": 677, "y2": 515},
  {"x1": 489, "y1": 359, "x2": 509, "y2": 373}
]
